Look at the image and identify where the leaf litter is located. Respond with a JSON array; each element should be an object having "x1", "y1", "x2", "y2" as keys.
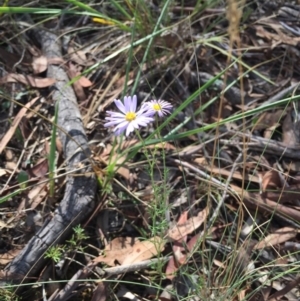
[{"x1": 2, "y1": 2, "x2": 300, "y2": 301}]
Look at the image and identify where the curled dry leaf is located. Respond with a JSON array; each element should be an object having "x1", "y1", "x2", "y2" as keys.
[
  {"x1": 282, "y1": 110, "x2": 300, "y2": 146},
  {"x1": 167, "y1": 207, "x2": 209, "y2": 241},
  {"x1": 27, "y1": 158, "x2": 49, "y2": 178},
  {"x1": 67, "y1": 62, "x2": 86, "y2": 101},
  {"x1": 165, "y1": 241, "x2": 186, "y2": 280},
  {"x1": 261, "y1": 170, "x2": 283, "y2": 192},
  {"x1": 68, "y1": 46, "x2": 87, "y2": 65},
  {"x1": 253, "y1": 110, "x2": 283, "y2": 131},
  {"x1": 32, "y1": 55, "x2": 48, "y2": 74},
  {"x1": 77, "y1": 75, "x2": 93, "y2": 88},
  {"x1": 0, "y1": 169, "x2": 6, "y2": 177},
  {"x1": 68, "y1": 63, "x2": 93, "y2": 88},
  {"x1": 27, "y1": 181, "x2": 48, "y2": 209},
  {"x1": 47, "y1": 57, "x2": 65, "y2": 65},
  {"x1": 254, "y1": 227, "x2": 300, "y2": 250},
  {"x1": 0, "y1": 73, "x2": 55, "y2": 88}
]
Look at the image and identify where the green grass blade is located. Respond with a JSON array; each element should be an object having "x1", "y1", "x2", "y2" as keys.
[
  {"x1": 131, "y1": 0, "x2": 172, "y2": 94},
  {"x1": 0, "y1": 189, "x2": 25, "y2": 204},
  {"x1": 66, "y1": 0, "x2": 101, "y2": 14},
  {"x1": 0, "y1": 6, "x2": 130, "y2": 31},
  {"x1": 49, "y1": 102, "x2": 58, "y2": 197},
  {"x1": 110, "y1": 0, "x2": 132, "y2": 20}
]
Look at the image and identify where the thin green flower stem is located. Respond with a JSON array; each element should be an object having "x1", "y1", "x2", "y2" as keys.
[
  {"x1": 133, "y1": 128, "x2": 169, "y2": 216},
  {"x1": 154, "y1": 116, "x2": 170, "y2": 223}
]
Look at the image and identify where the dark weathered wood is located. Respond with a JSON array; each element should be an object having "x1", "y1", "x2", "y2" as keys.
[{"x1": 5, "y1": 29, "x2": 97, "y2": 277}]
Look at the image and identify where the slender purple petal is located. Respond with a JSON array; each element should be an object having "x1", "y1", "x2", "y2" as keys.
[
  {"x1": 114, "y1": 120, "x2": 129, "y2": 130},
  {"x1": 131, "y1": 95, "x2": 137, "y2": 112},
  {"x1": 104, "y1": 120, "x2": 124, "y2": 127},
  {"x1": 132, "y1": 120, "x2": 140, "y2": 129},
  {"x1": 115, "y1": 126, "x2": 127, "y2": 135},
  {"x1": 114, "y1": 99, "x2": 126, "y2": 114},
  {"x1": 124, "y1": 96, "x2": 131, "y2": 111},
  {"x1": 105, "y1": 112, "x2": 126, "y2": 119},
  {"x1": 126, "y1": 123, "x2": 135, "y2": 136}
]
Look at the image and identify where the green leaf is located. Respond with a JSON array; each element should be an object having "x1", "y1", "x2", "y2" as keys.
[{"x1": 17, "y1": 170, "x2": 28, "y2": 189}]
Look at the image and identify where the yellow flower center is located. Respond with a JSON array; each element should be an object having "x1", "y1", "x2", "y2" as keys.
[
  {"x1": 125, "y1": 112, "x2": 136, "y2": 121},
  {"x1": 153, "y1": 103, "x2": 161, "y2": 111}
]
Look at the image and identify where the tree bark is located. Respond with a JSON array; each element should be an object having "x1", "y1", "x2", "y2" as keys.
[{"x1": 5, "y1": 28, "x2": 97, "y2": 278}]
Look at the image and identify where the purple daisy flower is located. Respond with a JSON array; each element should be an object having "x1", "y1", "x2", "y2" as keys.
[
  {"x1": 145, "y1": 99, "x2": 173, "y2": 117},
  {"x1": 104, "y1": 95, "x2": 154, "y2": 136}
]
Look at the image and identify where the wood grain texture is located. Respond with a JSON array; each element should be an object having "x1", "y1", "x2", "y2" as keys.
[{"x1": 5, "y1": 28, "x2": 97, "y2": 278}]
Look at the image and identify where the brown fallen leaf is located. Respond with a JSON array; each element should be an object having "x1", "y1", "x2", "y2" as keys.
[
  {"x1": 91, "y1": 282, "x2": 107, "y2": 301},
  {"x1": 264, "y1": 123, "x2": 280, "y2": 140},
  {"x1": 122, "y1": 236, "x2": 165, "y2": 265},
  {"x1": 68, "y1": 61, "x2": 92, "y2": 88},
  {"x1": 68, "y1": 45, "x2": 87, "y2": 65},
  {"x1": 255, "y1": 25, "x2": 300, "y2": 46},
  {"x1": 67, "y1": 62, "x2": 86, "y2": 101},
  {"x1": 165, "y1": 241, "x2": 186, "y2": 280},
  {"x1": 27, "y1": 158, "x2": 49, "y2": 178},
  {"x1": 261, "y1": 170, "x2": 283, "y2": 192},
  {"x1": 167, "y1": 207, "x2": 209, "y2": 241},
  {"x1": 253, "y1": 110, "x2": 284, "y2": 131},
  {"x1": 254, "y1": 227, "x2": 300, "y2": 250},
  {"x1": 0, "y1": 97, "x2": 39, "y2": 154},
  {"x1": 93, "y1": 236, "x2": 165, "y2": 266},
  {"x1": 165, "y1": 211, "x2": 188, "y2": 280},
  {"x1": 267, "y1": 276, "x2": 300, "y2": 301},
  {"x1": 18, "y1": 116, "x2": 32, "y2": 140},
  {"x1": 47, "y1": 57, "x2": 65, "y2": 65},
  {"x1": 93, "y1": 237, "x2": 136, "y2": 266},
  {"x1": 32, "y1": 55, "x2": 48, "y2": 74},
  {"x1": 77, "y1": 75, "x2": 93, "y2": 88},
  {"x1": 0, "y1": 249, "x2": 20, "y2": 265},
  {"x1": 282, "y1": 110, "x2": 300, "y2": 146},
  {"x1": 0, "y1": 168, "x2": 7, "y2": 177},
  {"x1": 0, "y1": 73, "x2": 55, "y2": 87},
  {"x1": 27, "y1": 180, "x2": 48, "y2": 209}
]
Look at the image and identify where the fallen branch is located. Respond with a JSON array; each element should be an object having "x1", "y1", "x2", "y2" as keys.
[{"x1": 5, "y1": 27, "x2": 97, "y2": 278}]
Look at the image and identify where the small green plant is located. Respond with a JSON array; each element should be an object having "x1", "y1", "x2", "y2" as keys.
[
  {"x1": 67, "y1": 225, "x2": 89, "y2": 247},
  {"x1": 45, "y1": 245, "x2": 65, "y2": 263},
  {"x1": 147, "y1": 166, "x2": 171, "y2": 237},
  {"x1": 0, "y1": 286, "x2": 18, "y2": 301}
]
